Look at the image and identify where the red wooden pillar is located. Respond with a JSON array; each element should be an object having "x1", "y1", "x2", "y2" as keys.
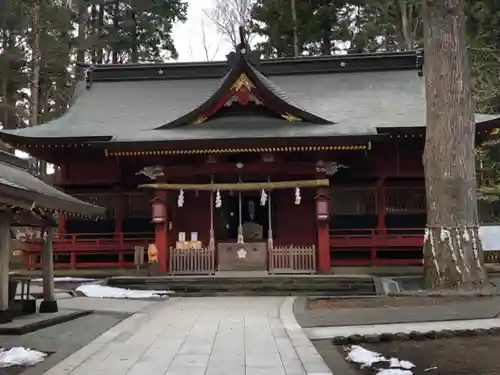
[
  {"x1": 57, "y1": 214, "x2": 66, "y2": 237},
  {"x1": 114, "y1": 187, "x2": 123, "y2": 238},
  {"x1": 376, "y1": 178, "x2": 386, "y2": 234},
  {"x1": 57, "y1": 164, "x2": 67, "y2": 237},
  {"x1": 315, "y1": 187, "x2": 330, "y2": 273},
  {"x1": 152, "y1": 191, "x2": 168, "y2": 273}
]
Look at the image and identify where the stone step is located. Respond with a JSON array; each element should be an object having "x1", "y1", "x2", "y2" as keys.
[{"x1": 106, "y1": 275, "x2": 377, "y2": 296}]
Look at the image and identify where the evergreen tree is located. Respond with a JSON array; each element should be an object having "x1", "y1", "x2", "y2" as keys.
[
  {"x1": 422, "y1": 0, "x2": 488, "y2": 289},
  {"x1": 87, "y1": 0, "x2": 188, "y2": 64},
  {"x1": 250, "y1": 0, "x2": 423, "y2": 57},
  {"x1": 0, "y1": 0, "x2": 30, "y2": 132}
]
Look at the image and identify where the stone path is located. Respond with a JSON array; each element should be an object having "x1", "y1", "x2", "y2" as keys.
[
  {"x1": 54, "y1": 297, "x2": 161, "y2": 313},
  {"x1": 43, "y1": 297, "x2": 331, "y2": 375},
  {"x1": 304, "y1": 318, "x2": 500, "y2": 340}
]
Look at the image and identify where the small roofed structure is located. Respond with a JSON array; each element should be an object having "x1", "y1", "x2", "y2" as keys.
[{"x1": 0, "y1": 151, "x2": 104, "y2": 322}]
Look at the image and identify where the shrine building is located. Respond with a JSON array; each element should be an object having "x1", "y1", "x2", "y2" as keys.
[{"x1": 1, "y1": 38, "x2": 499, "y2": 275}]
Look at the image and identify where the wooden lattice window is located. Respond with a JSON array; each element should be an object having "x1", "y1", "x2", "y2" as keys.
[
  {"x1": 123, "y1": 192, "x2": 152, "y2": 218},
  {"x1": 385, "y1": 187, "x2": 426, "y2": 214},
  {"x1": 330, "y1": 187, "x2": 376, "y2": 215},
  {"x1": 72, "y1": 193, "x2": 115, "y2": 214}
]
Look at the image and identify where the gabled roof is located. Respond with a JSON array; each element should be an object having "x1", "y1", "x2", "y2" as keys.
[
  {"x1": 0, "y1": 152, "x2": 104, "y2": 217},
  {"x1": 30, "y1": 27, "x2": 500, "y2": 149},
  {"x1": 155, "y1": 42, "x2": 332, "y2": 129}
]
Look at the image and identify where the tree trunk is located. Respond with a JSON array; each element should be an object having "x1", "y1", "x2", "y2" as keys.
[
  {"x1": 30, "y1": 0, "x2": 40, "y2": 129},
  {"x1": 290, "y1": 0, "x2": 299, "y2": 57},
  {"x1": 97, "y1": 4, "x2": 105, "y2": 64},
  {"x1": 398, "y1": 0, "x2": 413, "y2": 50},
  {"x1": 130, "y1": 10, "x2": 138, "y2": 63},
  {"x1": 76, "y1": 0, "x2": 88, "y2": 80},
  {"x1": 91, "y1": 3, "x2": 98, "y2": 64},
  {"x1": 112, "y1": 0, "x2": 119, "y2": 64},
  {"x1": 422, "y1": 0, "x2": 489, "y2": 289}
]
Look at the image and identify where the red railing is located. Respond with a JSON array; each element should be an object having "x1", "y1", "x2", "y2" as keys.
[
  {"x1": 22, "y1": 232, "x2": 154, "y2": 269},
  {"x1": 330, "y1": 228, "x2": 424, "y2": 248},
  {"x1": 21, "y1": 228, "x2": 426, "y2": 270},
  {"x1": 329, "y1": 228, "x2": 424, "y2": 266}
]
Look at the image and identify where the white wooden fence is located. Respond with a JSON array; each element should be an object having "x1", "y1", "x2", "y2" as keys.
[
  {"x1": 169, "y1": 247, "x2": 215, "y2": 275},
  {"x1": 268, "y1": 246, "x2": 316, "y2": 274}
]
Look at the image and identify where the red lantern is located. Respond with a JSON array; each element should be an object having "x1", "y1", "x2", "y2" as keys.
[
  {"x1": 316, "y1": 199, "x2": 329, "y2": 221},
  {"x1": 151, "y1": 199, "x2": 166, "y2": 223}
]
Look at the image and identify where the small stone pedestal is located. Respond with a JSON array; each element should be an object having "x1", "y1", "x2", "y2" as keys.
[
  {"x1": 22, "y1": 300, "x2": 36, "y2": 314},
  {"x1": 39, "y1": 300, "x2": 58, "y2": 313},
  {"x1": 148, "y1": 262, "x2": 162, "y2": 276},
  {"x1": 0, "y1": 309, "x2": 14, "y2": 324}
]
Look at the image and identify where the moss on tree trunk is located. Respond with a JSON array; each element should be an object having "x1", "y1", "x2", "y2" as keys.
[{"x1": 422, "y1": 0, "x2": 489, "y2": 289}]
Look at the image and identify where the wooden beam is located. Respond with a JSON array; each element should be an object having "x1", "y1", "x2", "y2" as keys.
[
  {"x1": 140, "y1": 179, "x2": 329, "y2": 191},
  {"x1": 162, "y1": 161, "x2": 317, "y2": 177}
]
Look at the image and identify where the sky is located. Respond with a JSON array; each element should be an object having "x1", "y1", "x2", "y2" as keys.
[{"x1": 172, "y1": 0, "x2": 234, "y2": 62}]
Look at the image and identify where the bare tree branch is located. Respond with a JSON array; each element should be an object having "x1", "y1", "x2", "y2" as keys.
[
  {"x1": 199, "y1": 19, "x2": 222, "y2": 62},
  {"x1": 203, "y1": 0, "x2": 254, "y2": 49}
]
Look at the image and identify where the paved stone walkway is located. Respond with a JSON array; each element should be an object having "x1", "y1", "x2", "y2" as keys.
[{"x1": 43, "y1": 297, "x2": 331, "y2": 375}]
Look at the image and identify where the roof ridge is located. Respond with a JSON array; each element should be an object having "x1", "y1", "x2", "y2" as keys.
[
  {"x1": 87, "y1": 50, "x2": 421, "y2": 70},
  {"x1": 88, "y1": 51, "x2": 422, "y2": 82}
]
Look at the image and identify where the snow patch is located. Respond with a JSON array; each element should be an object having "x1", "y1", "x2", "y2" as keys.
[
  {"x1": 32, "y1": 277, "x2": 97, "y2": 282},
  {"x1": 0, "y1": 347, "x2": 47, "y2": 367},
  {"x1": 75, "y1": 284, "x2": 173, "y2": 299},
  {"x1": 377, "y1": 370, "x2": 413, "y2": 375},
  {"x1": 346, "y1": 345, "x2": 415, "y2": 375}
]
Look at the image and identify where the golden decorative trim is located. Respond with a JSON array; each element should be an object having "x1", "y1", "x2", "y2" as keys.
[
  {"x1": 106, "y1": 144, "x2": 369, "y2": 157},
  {"x1": 281, "y1": 113, "x2": 302, "y2": 122},
  {"x1": 231, "y1": 73, "x2": 254, "y2": 92},
  {"x1": 18, "y1": 143, "x2": 90, "y2": 148},
  {"x1": 191, "y1": 115, "x2": 207, "y2": 125}
]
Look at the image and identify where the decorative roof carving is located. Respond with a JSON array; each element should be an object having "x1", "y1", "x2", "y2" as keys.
[{"x1": 153, "y1": 27, "x2": 331, "y2": 129}]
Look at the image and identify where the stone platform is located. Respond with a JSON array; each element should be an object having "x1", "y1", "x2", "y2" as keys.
[{"x1": 0, "y1": 309, "x2": 92, "y2": 335}]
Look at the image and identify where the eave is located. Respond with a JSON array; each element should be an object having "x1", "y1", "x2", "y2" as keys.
[
  {"x1": 376, "y1": 116, "x2": 500, "y2": 141},
  {"x1": 0, "y1": 133, "x2": 111, "y2": 151},
  {"x1": 99, "y1": 134, "x2": 383, "y2": 157}
]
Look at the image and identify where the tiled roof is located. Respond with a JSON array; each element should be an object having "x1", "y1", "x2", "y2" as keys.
[
  {"x1": 2, "y1": 51, "x2": 497, "y2": 144},
  {"x1": 0, "y1": 153, "x2": 105, "y2": 216}
]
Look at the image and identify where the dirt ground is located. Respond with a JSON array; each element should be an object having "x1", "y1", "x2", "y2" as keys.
[
  {"x1": 297, "y1": 296, "x2": 500, "y2": 328},
  {"x1": 332, "y1": 336, "x2": 500, "y2": 375},
  {"x1": 307, "y1": 296, "x2": 490, "y2": 309}
]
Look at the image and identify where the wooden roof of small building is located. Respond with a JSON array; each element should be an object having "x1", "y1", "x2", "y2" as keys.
[
  {"x1": 0, "y1": 152, "x2": 104, "y2": 218},
  {"x1": 1, "y1": 39, "x2": 499, "y2": 148}
]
